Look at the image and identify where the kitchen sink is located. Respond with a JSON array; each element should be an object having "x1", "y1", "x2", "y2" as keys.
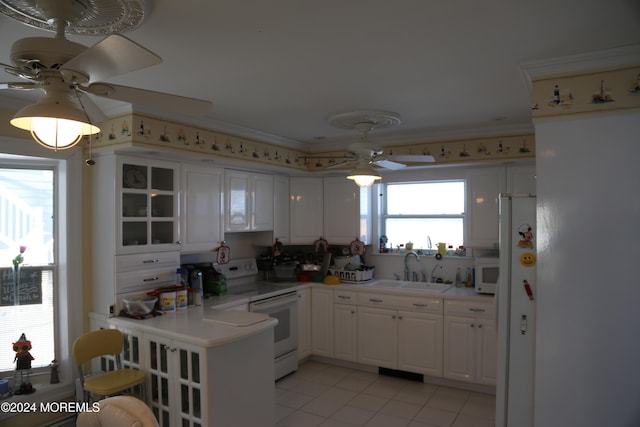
[{"x1": 366, "y1": 280, "x2": 453, "y2": 293}]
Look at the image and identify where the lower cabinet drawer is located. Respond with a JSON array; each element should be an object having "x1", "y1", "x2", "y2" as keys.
[
  {"x1": 444, "y1": 299, "x2": 494, "y2": 318},
  {"x1": 116, "y1": 268, "x2": 177, "y2": 293}
]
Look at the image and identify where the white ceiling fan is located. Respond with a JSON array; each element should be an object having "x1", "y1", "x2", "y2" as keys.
[
  {"x1": 310, "y1": 110, "x2": 436, "y2": 171},
  {"x1": 0, "y1": 0, "x2": 212, "y2": 147}
]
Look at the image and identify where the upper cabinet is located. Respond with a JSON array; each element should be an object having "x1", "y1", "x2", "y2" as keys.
[
  {"x1": 273, "y1": 175, "x2": 290, "y2": 244},
  {"x1": 290, "y1": 176, "x2": 371, "y2": 245},
  {"x1": 180, "y1": 164, "x2": 223, "y2": 253},
  {"x1": 224, "y1": 170, "x2": 273, "y2": 232},
  {"x1": 323, "y1": 177, "x2": 370, "y2": 245},
  {"x1": 506, "y1": 164, "x2": 536, "y2": 196},
  {"x1": 465, "y1": 167, "x2": 506, "y2": 248},
  {"x1": 290, "y1": 177, "x2": 323, "y2": 243},
  {"x1": 465, "y1": 164, "x2": 535, "y2": 248},
  {"x1": 117, "y1": 156, "x2": 181, "y2": 254}
]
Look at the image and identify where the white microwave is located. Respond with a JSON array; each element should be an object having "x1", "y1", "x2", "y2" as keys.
[{"x1": 474, "y1": 258, "x2": 499, "y2": 294}]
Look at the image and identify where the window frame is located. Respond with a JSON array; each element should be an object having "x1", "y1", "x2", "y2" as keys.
[
  {"x1": 0, "y1": 138, "x2": 83, "y2": 409},
  {"x1": 378, "y1": 178, "x2": 467, "y2": 254}
]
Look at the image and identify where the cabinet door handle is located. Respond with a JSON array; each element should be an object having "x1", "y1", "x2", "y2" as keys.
[
  {"x1": 468, "y1": 308, "x2": 485, "y2": 313},
  {"x1": 142, "y1": 259, "x2": 159, "y2": 264},
  {"x1": 143, "y1": 276, "x2": 160, "y2": 282},
  {"x1": 412, "y1": 303, "x2": 428, "y2": 308},
  {"x1": 338, "y1": 295, "x2": 352, "y2": 300},
  {"x1": 470, "y1": 323, "x2": 475, "y2": 328},
  {"x1": 478, "y1": 324, "x2": 483, "y2": 329},
  {"x1": 369, "y1": 298, "x2": 383, "y2": 303},
  {"x1": 398, "y1": 316, "x2": 403, "y2": 320},
  {"x1": 392, "y1": 315, "x2": 396, "y2": 319}
]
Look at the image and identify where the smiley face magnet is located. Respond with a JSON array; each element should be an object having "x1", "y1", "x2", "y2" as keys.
[{"x1": 520, "y1": 252, "x2": 536, "y2": 267}]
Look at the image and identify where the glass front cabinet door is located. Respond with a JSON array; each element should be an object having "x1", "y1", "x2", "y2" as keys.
[{"x1": 118, "y1": 157, "x2": 180, "y2": 254}]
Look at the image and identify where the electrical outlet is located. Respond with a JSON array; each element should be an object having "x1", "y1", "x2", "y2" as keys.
[{"x1": 108, "y1": 304, "x2": 115, "y2": 317}]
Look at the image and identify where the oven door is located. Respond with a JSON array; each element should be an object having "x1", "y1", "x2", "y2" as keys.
[{"x1": 249, "y1": 292, "x2": 298, "y2": 359}]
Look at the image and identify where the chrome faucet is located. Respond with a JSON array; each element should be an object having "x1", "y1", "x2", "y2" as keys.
[
  {"x1": 404, "y1": 251, "x2": 420, "y2": 281},
  {"x1": 431, "y1": 263, "x2": 443, "y2": 282}
]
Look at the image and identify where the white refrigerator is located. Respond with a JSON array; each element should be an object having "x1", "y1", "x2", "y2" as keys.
[{"x1": 496, "y1": 194, "x2": 536, "y2": 427}]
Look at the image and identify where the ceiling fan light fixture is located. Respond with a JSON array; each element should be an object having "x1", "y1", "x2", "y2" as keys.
[
  {"x1": 10, "y1": 92, "x2": 100, "y2": 150},
  {"x1": 347, "y1": 164, "x2": 382, "y2": 188}
]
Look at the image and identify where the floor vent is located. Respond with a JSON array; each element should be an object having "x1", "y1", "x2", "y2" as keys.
[{"x1": 378, "y1": 367, "x2": 424, "y2": 382}]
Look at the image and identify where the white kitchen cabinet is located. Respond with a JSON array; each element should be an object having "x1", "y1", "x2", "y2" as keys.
[
  {"x1": 90, "y1": 311, "x2": 276, "y2": 427},
  {"x1": 117, "y1": 156, "x2": 180, "y2": 254},
  {"x1": 357, "y1": 306, "x2": 397, "y2": 368},
  {"x1": 323, "y1": 177, "x2": 371, "y2": 245},
  {"x1": 223, "y1": 169, "x2": 273, "y2": 232},
  {"x1": 333, "y1": 290, "x2": 358, "y2": 362},
  {"x1": 273, "y1": 175, "x2": 290, "y2": 244},
  {"x1": 290, "y1": 177, "x2": 324, "y2": 244},
  {"x1": 92, "y1": 153, "x2": 180, "y2": 316},
  {"x1": 297, "y1": 288, "x2": 311, "y2": 360},
  {"x1": 180, "y1": 163, "x2": 223, "y2": 252},
  {"x1": 311, "y1": 287, "x2": 333, "y2": 358},
  {"x1": 397, "y1": 310, "x2": 443, "y2": 377},
  {"x1": 290, "y1": 176, "x2": 371, "y2": 245},
  {"x1": 145, "y1": 334, "x2": 205, "y2": 427},
  {"x1": 357, "y1": 292, "x2": 443, "y2": 376},
  {"x1": 443, "y1": 299, "x2": 497, "y2": 385},
  {"x1": 506, "y1": 164, "x2": 536, "y2": 196},
  {"x1": 466, "y1": 167, "x2": 506, "y2": 248}
]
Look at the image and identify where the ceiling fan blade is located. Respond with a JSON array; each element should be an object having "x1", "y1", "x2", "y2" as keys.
[
  {"x1": 75, "y1": 90, "x2": 108, "y2": 124},
  {"x1": 61, "y1": 34, "x2": 162, "y2": 84},
  {"x1": 325, "y1": 159, "x2": 354, "y2": 169},
  {"x1": 386, "y1": 154, "x2": 436, "y2": 163},
  {"x1": 85, "y1": 83, "x2": 212, "y2": 116},
  {"x1": 372, "y1": 159, "x2": 407, "y2": 170}
]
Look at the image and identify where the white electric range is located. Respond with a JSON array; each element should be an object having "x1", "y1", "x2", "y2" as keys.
[{"x1": 214, "y1": 258, "x2": 299, "y2": 380}]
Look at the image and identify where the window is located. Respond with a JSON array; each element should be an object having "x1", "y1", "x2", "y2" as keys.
[
  {"x1": 0, "y1": 167, "x2": 55, "y2": 371},
  {"x1": 382, "y1": 181, "x2": 465, "y2": 252}
]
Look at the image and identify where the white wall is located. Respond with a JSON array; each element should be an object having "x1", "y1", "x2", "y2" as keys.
[{"x1": 534, "y1": 112, "x2": 640, "y2": 426}]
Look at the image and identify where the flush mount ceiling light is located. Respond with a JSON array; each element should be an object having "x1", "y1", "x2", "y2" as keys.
[{"x1": 10, "y1": 83, "x2": 100, "y2": 150}]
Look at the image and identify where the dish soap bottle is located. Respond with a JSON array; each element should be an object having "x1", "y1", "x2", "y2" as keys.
[
  {"x1": 465, "y1": 267, "x2": 473, "y2": 288},
  {"x1": 455, "y1": 267, "x2": 463, "y2": 287}
]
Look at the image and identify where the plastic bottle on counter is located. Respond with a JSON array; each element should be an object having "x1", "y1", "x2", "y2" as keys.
[
  {"x1": 455, "y1": 267, "x2": 463, "y2": 287},
  {"x1": 465, "y1": 267, "x2": 473, "y2": 288}
]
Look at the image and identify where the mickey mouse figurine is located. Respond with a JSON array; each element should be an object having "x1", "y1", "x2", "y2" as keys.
[{"x1": 13, "y1": 333, "x2": 35, "y2": 394}]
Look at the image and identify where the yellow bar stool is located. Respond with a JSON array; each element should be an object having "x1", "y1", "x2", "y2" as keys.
[{"x1": 73, "y1": 329, "x2": 146, "y2": 403}]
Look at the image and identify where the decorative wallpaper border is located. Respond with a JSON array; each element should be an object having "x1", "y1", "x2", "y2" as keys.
[
  {"x1": 531, "y1": 65, "x2": 640, "y2": 119},
  {"x1": 89, "y1": 113, "x2": 536, "y2": 171}
]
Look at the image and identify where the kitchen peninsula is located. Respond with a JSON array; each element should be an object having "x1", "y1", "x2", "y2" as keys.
[{"x1": 89, "y1": 307, "x2": 277, "y2": 427}]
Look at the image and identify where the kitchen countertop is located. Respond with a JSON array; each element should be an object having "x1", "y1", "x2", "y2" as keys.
[
  {"x1": 89, "y1": 305, "x2": 277, "y2": 348},
  {"x1": 91, "y1": 280, "x2": 490, "y2": 346},
  {"x1": 208, "y1": 280, "x2": 493, "y2": 306},
  {"x1": 308, "y1": 281, "x2": 494, "y2": 302}
]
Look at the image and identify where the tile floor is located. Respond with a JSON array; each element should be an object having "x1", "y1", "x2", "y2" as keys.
[{"x1": 275, "y1": 361, "x2": 495, "y2": 427}]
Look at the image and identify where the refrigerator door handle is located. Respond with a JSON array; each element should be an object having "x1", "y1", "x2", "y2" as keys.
[{"x1": 494, "y1": 279, "x2": 500, "y2": 336}]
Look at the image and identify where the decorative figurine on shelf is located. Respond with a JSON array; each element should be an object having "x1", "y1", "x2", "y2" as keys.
[
  {"x1": 273, "y1": 238, "x2": 283, "y2": 257},
  {"x1": 13, "y1": 333, "x2": 35, "y2": 394}
]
